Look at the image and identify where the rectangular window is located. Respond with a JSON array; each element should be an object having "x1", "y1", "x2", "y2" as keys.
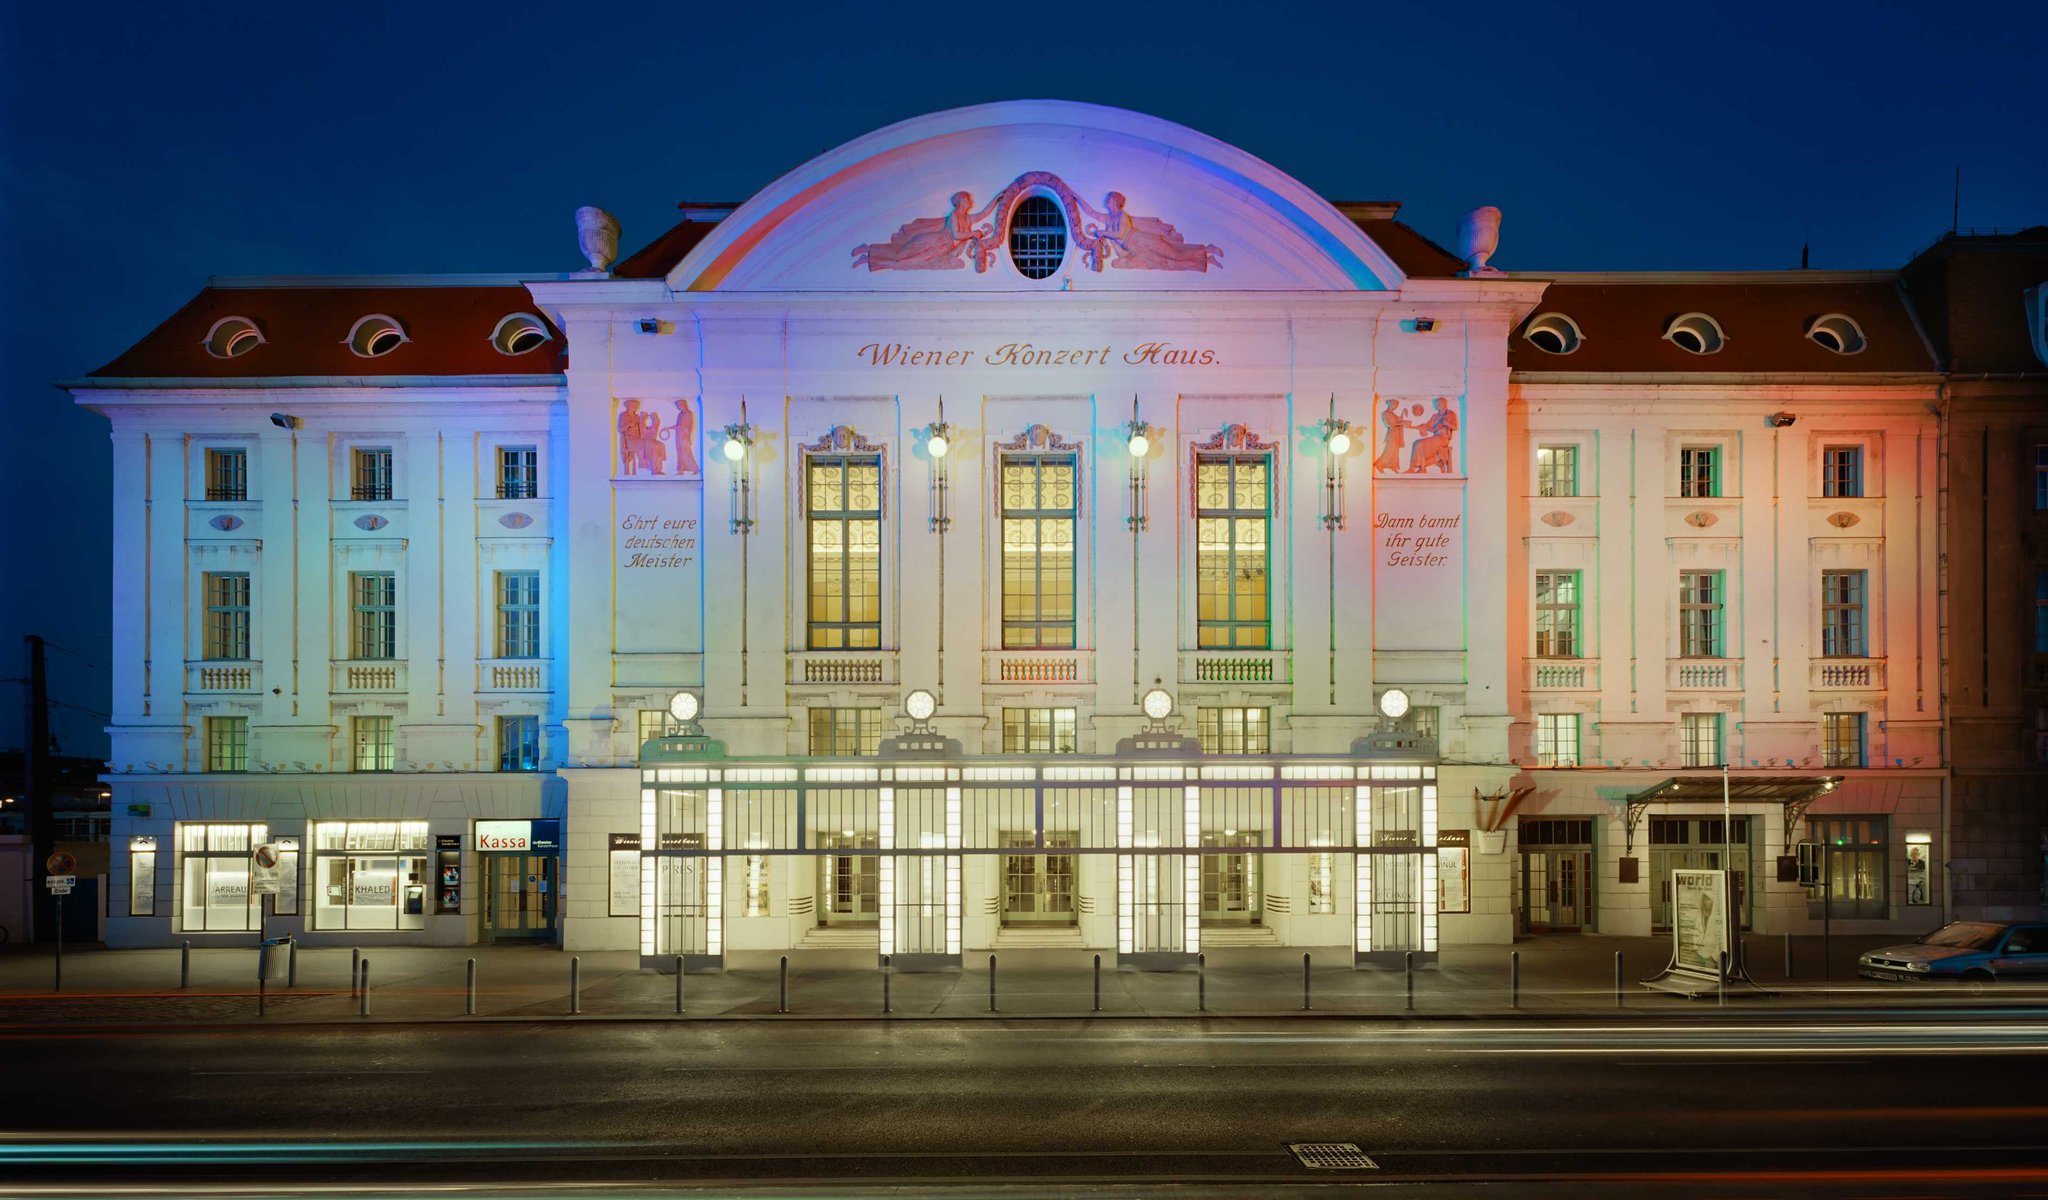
[
  {"x1": 1535, "y1": 571, "x2": 1582, "y2": 657},
  {"x1": 1197, "y1": 706, "x2": 1270, "y2": 755},
  {"x1": 637, "y1": 709, "x2": 666, "y2": 750},
  {"x1": 1195, "y1": 454, "x2": 1271, "y2": 648},
  {"x1": 204, "y1": 447, "x2": 247, "y2": 502},
  {"x1": 1537, "y1": 445, "x2": 1578, "y2": 498},
  {"x1": 495, "y1": 570, "x2": 541, "y2": 659},
  {"x1": 743, "y1": 854, "x2": 770, "y2": 917},
  {"x1": 203, "y1": 572, "x2": 251, "y2": 660},
  {"x1": 497, "y1": 715, "x2": 540, "y2": 772},
  {"x1": 2036, "y1": 571, "x2": 2048, "y2": 654},
  {"x1": 1822, "y1": 446, "x2": 1863, "y2": 498},
  {"x1": 1824, "y1": 712, "x2": 1867, "y2": 767},
  {"x1": 177, "y1": 821, "x2": 267, "y2": 931},
  {"x1": 311, "y1": 820, "x2": 429, "y2": 931},
  {"x1": 1535, "y1": 713, "x2": 1580, "y2": 767},
  {"x1": 1000, "y1": 453, "x2": 1078, "y2": 648},
  {"x1": 808, "y1": 708, "x2": 881, "y2": 756},
  {"x1": 1403, "y1": 705, "x2": 1441, "y2": 741},
  {"x1": 204, "y1": 716, "x2": 248, "y2": 773},
  {"x1": 1680, "y1": 446, "x2": 1720, "y2": 498},
  {"x1": 806, "y1": 455, "x2": 883, "y2": 649},
  {"x1": 1001, "y1": 707, "x2": 1077, "y2": 753},
  {"x1": 128, "y1": 835, "x2": 159, "y2": 917},
  {"x1": 351, "y1": 715, "x2": 394, "y2": 772},
  {"x1": 1679, "y1": 571, "x2": 1725, "y2": 657},
  {"x1": 497, "y1": 446, "x2": 538, "y2": 500},
  {"x1": 1821, "y1": 569, "x2": 1867, "y2": 657},
  {"x1": 351, "y1": 447, "x2": 394, "y2": 501},
  {"x1": 1680, "y1": 712, "x2": 1723, "y2": 768},
  {"x1": 2036, "y1": 446, "x2": 2048, "y2": 511},
  {"x1": 349, "y1": 572, "x2": 397, "y2": 660},
  {"x1": 1808, "y1": 816, "x2": 1888, "y2": 919},
  {"x1": 1306, "y1": 851, "x2": 1336, "y2": 914}
]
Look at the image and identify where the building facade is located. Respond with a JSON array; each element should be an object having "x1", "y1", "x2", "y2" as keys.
[{"x1": 70, "y1": 101, "x2": 2019, "y2": 959}]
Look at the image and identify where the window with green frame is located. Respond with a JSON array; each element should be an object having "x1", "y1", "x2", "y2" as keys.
[
  {"x1": 1000, "y1": 453, "x2": 1077, "y2": 648},
  {"x1": 1194, "y1": 455, "x2": 1270, "y2": 648},
  {"x1": 806, "y1": 455, "x2": 882, "y2": 649}
]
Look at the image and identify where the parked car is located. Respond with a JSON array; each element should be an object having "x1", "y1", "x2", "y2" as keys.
[{"x1": 1858, "y1": 921, "x2": 2048, "y2": 989}]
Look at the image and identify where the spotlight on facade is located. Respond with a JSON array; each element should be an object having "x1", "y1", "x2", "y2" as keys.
[
  {"x1": 268, "y1": 413, "x2": 300, "y2": 430},
  {"x1": 1378, "y1": 688, "x2": 1411, "y2": 720},
  {"x1": 1767, "y1": 412, "x2": 1797, "y2": 427},
  {"x1": 667, "y1": 690, "x2": 700, "y2": 723},
  {"x1": 904, "y1": 688, "x2": 937, "y2": 722},
  {"x1": 1142, "y1": 687, "x2": 1174, "y2": 720}
]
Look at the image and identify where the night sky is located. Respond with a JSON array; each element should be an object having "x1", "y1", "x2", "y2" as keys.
[{"x1": 3, "y1": 2, "x2": 2042, "y2": 757}]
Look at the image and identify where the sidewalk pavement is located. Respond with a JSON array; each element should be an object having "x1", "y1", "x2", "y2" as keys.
[{"x1": 1, "y1": 934, "x2": 2038, "y2": 1026}]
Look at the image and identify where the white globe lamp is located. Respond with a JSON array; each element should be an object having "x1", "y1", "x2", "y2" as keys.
[
  {"x1": 926, "y1": 431, "x2": 950, "y2": 459},
  {"x1": 1327, "y1": 428, "x2": 1351, "y2": 456},
  {"x1": 1378, "y1": 688, "x2": 1410, "y2": 720},
  {"x1": 1127, "y1": 430, "x2": 1150, "y2": 458},
  {"x1": 722, "y1": 435, "x2": 746, "y2": 462},
  {"x1": 1142, "y1": 688, "x2": 1174, "y2": 721}
]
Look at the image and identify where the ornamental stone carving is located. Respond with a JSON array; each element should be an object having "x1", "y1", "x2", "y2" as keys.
[
  {"x1": 1827, "y1": 511, "x2": 1861, "y2": 528},
  {"x1": 852, "y1": 172, "x2": 1222, "y2": 275},
  {"x1": 1685, "y1": 511, "x2": 1719, "y2": 528},
  {"x1": 1541, "y1": 510, "x2": 1575, "y2": 527},
  {"x1": 576, "y1": 206, "x2": 620, "y2": 275},
  {"x1": 1457, "y1": 206, "x2": 1503, "y2": 276},
  {"x1": 994, "y1": 424, "x2": 1082, "y2": 453}
]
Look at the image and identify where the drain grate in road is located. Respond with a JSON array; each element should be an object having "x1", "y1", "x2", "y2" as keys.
[{"x1": 1288, "y1": 1142, "x2": 1379, "y2": 1170}]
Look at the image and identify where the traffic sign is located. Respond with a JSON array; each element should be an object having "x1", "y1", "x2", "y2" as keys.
[
  {"x1": 46, "y1": 875, "x2": 75, "y2": 895},
  {"x1": 253, "y1": 843, "x2": 280, "y2": 869},
  {"x1": 251, "y1": 842, "x2": 283, "y2": 895},
  {"x1": 45, "y1": 851, "x2": 76, "y2": 875}
]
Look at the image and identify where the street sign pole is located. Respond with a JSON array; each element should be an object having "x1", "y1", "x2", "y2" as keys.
[{"x1": 53, "y1": 894, "x2": 63, "y2": 993}]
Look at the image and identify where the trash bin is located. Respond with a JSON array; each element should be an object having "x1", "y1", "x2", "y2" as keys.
[{"x1": 259, "y1": 937, "x2": 292, "y2": 982}]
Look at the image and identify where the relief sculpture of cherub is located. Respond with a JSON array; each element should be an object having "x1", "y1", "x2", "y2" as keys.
[
  {"x1": 1076, "y1": 191, "x2": 1223, "y2": 272},
  {"x1": 851, "y1": 191, "x2": 999, "y2": 272}
]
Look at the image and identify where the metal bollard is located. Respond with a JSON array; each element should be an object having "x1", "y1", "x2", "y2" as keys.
[
  {"x1": 1783, "y1": 931, "x2": 1793, "y2": 980},
  {"x1": 1405, "y1": 951, "x2": 1414, "y2": 1012},
  {"x1": 1093, "y1": 953, "x2": 1102, "y2": 1012},
  {"x1": 1197, "y1": 952, "x2": 1206, "y2": 1013},
  {"x1": 778, "y1": 955, "x2": 789, "y2": 1013},
  {"x1": 258, "y1": 976, "x2": 267, "y2": 1018},
  {"x1": 1511, "y1": 950, "x2": 1520, "y2": 1010},
  {"x1": 675, "y1": 956, "x2": 685, "y2": 1016},
  {"x1": 287, "y1": 938, "x2": 298, "y2": 989},
  {"x1": 358, "y1": 960, "x2": 369, "y2": 1017},
  {"x1": 881, "y1": 954, "x2": 890, "y2": 1015},
  {"x1": 989, "y1": 954, "x2": 997, "y2": 1013},
  {"x1": 466, "y1": 958, "x2": 477, "y2": 1016},
  {"x1": 570, "y1": 956, "x2": 581, "y2": 1015},
  {"x1": 180, "y1": 941, "x2": 191, "y2": 990},
  {"x1": 1303, "y1": 952, "x2": 1312, "y2": 1011},
  {"x1": 1718, "y1": 951, "x2": 1727, "y2": 1009},
  {"x1": 1614, "y1": 951, "x2": 1625, "y2": 1008},
  {"x1": 351, "y1": 948, "x2": 361, "y2": 998}
]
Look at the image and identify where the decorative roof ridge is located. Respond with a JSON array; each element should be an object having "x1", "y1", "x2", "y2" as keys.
[
  {"x1": 203, "y1": 274, "x2": 574, "y2": 289},
  {"x1": 1503, "y1": 269, "x2": 1900, "y2": 285}
]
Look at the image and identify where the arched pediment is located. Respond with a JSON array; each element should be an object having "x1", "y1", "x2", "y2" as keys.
[{"x1": 669, "y1": 101, "x2": 1405, "y2": 293}]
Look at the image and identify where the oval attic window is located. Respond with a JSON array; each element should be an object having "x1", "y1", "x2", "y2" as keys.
[
  {"x1": 1007, "y1": 195, "x2": 1067, "y2": 280},
  {"x1": 348, "y1": 315, "x2": 408, "y2": 358}
]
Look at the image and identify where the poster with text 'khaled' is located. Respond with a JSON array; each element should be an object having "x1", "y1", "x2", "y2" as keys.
[{"x1": 1672, "y1": 869, "x2": 1731, "y2": 977}]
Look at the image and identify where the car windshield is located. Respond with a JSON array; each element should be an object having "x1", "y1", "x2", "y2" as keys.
[{"x1": 1916, "y1": 922, "x2": 2005, "y2": 949}]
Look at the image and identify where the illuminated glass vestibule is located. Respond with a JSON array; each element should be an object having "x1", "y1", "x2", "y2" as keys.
[{"x1": 638, "y1": 738, "x2": 1438, "y2": 969}]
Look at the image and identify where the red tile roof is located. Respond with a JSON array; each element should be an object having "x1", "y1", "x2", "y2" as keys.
[
  {"x1": 1350, "y1": 219, "x2": 1469, "y2": 279},
  {"x1": 88, "y1": 285, "x2": 565, "y2": 380},
  {"x1": 1509, "y1": 277, "x2": 1937, "y2": 374},
  {"x1": 612, "y1": 206, "x2": 735, "y2": 279}
]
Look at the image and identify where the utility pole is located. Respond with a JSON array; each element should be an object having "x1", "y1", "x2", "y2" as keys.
[{"x1": 24, "y1": 635, "x2": 55, "y2": 942}]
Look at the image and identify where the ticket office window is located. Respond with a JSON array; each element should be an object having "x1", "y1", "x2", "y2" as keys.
[
  {"x1": 178, "y1": 822, "x2": 267, "y2": 931},
  {"x1": 312, "y1": 820, "x2": 430, "y2": 931}
]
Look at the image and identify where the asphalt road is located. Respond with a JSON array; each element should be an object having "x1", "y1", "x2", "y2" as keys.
[{"x1": 5, "y1": 1015, "x2": 2048, "y2": 1197}]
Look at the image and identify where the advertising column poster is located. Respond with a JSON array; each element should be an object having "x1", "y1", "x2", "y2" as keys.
[{"x1": 1671, "y1": 868, "x2": 1732, "y2": 978}]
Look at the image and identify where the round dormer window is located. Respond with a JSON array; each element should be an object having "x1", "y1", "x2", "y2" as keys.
[
  {"x1": 203, "y1": 316, "x2": 264, "y2": 359},
  {"x1": 347, "y1": 314, "x2": 408, "y2": 358},
  {"x1": 1664, "y1": 313, "x2": 1726, "y2": 355},
  {"x1": 490, "y1": 313, "x2": 551, "y2": 356},
  {"x1": 1807, "y1": 313, "x2": 1867, "y2": 355},
  {"x1": 1007, "y1": 195, "x2": 1067, "y2": 280},
  {"x1": 1524, "y1": 312, "x2": 1583, "y2": 355}
]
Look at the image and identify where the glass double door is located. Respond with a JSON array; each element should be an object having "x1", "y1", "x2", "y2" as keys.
[
  {"x1": 480, "y1": 853, "x2": 556, "y2": 940},
  {"x1": 819, "y1": 833, "x2": 880, "y2": 925},
  {"x1": 1200, "y1": 832, "x2": 1262, "y2": 925},
  {"x1": 1001, "y1": 832, "x2": 1077, "y2": 925},
  {"x1": 1521, "y1": 850, "x2": 1592, "y2": 932}
]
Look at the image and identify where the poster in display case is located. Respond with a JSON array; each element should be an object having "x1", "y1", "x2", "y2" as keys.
[
  {"x1": 609, "y1": 833, "x2": 642, "y2": 917},
  {"x1": 1437, "y1": 829, "x2": 1471, "y2": 913},
  {"x1": 435, "y1": 834, "x2": 462, "y2": 914}
]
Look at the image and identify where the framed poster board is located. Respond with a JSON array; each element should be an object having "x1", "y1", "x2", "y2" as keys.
[
  {"x1": 1671, "y1": 868, "x2": 1732, "y2": 978},
  {"x1": 608, "y1": 833, "x2": 642, "y2": 917},
  {"x1": 1437, "y1": 829, "x2": 1471, "y2": 913}
]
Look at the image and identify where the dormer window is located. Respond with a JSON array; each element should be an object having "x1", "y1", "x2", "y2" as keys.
[
  {"x1": 1807, "y1": 313, "x2": 1867, "y2": 355},
  {"x1": 347, "y1": 315, "x2": 408, "y2": 358},
  {"x1": 203, "y1": 316, "x2": 264, "y2": 359},
  {"x1": 490, "y1": 313, "x2": 551, "y2": 356},
  {"x1": 1523, "y1": 312, "x2": 1583, "y2": 355},
  {"x1": 1664, "y1": 312, "x2": 1726, "y2": 355}
]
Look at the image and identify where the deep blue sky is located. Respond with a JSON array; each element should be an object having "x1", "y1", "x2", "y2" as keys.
[{"x1": 3, "y1": 2, "x2": 2042, "y2": 756}]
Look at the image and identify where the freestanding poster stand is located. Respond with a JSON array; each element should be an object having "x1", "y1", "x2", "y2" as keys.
[{"x1": 1641, "y1": 868, "x2": 1772, "y2": 998}]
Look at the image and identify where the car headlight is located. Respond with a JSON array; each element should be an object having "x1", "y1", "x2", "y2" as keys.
[{"x1": 1908, "y1": 962, "x2": 1930, "y2": 973}]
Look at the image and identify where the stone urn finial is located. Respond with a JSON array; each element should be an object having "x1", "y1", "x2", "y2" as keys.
[
  {"x1": 575, "y1": 206, "x2": 621, "y2": 275},
  {"x1": 1457, "y1": 206, "x2": 1503, "y2": 277}
]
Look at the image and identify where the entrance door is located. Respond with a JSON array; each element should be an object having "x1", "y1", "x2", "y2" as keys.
[
  {"x1": 1521, "y1": 850, "x2": 1592, "y2": 932},
  {"x1": 1001, "y1": 832, "x2": 1077, "y2": 926},
  {"x1": 1200, "y1": 832, "x2": 1262, "y2": 925},
  {"x1": 481, "y1": 853, "x2": 556, "y2": 940},
  {"x1": 819, "y1": 833, "x2": 880, "y2": 925}
]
